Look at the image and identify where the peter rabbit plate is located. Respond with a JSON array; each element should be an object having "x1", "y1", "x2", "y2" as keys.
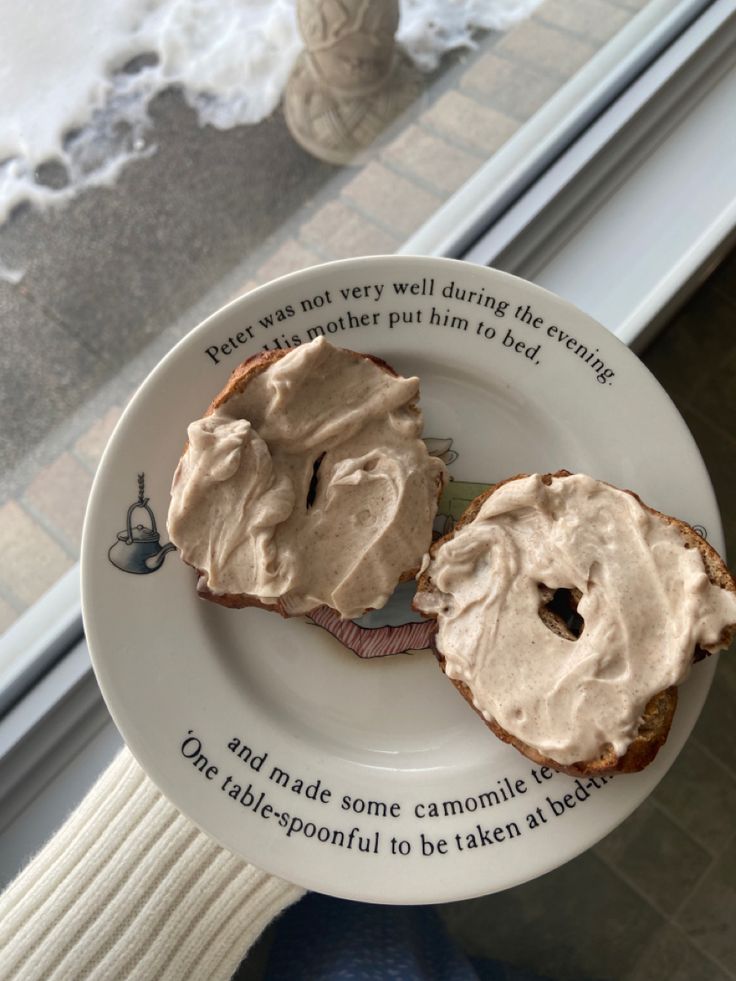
[{"x1": 81, "y1": 255, "x2": 723, "y2": 903}]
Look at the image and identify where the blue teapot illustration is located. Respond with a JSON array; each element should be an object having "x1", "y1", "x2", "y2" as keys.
[{"x1": 108, "y1": 474, "x2": 176, "y2": 574}]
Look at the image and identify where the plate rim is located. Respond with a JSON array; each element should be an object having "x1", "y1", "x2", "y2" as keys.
[{"x1": 81, "y1": 254, "x2": 723, "y2": 903}]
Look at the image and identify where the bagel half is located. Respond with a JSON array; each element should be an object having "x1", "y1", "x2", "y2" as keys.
[
  {"x1": 169, "y1": 340, "x2": 445, "y2": 619},
  {"x1": 414, "y1": 471, "x2": 736, "y2": 776}
]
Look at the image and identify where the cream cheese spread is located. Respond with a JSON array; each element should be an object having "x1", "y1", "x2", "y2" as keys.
[
  {"x1": 414, "y1": 473, "x2": 736, "y2": 764},
  {"x1": 168, "y1": 337, "x2": 445, "y2": 618}
]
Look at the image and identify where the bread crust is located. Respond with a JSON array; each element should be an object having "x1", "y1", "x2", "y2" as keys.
[
  {"x1": 178, "y1": 346, "x2": 443, "y2": 618},
  {"x1": 414, "y1": 470, "x2": 736, "y2": 776}
]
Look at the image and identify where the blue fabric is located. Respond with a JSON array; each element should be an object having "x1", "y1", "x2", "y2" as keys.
[{"x1": 264, "y1": 894, "x2": 554, "y2": 981}]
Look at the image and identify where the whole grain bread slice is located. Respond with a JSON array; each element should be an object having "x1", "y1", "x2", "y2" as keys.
[
  {"x1": 176, "y1": 346, "x2": 443, "y2": 618},
  {"x1": 414, "y1": 470, "x2": 736, "y2": 776}
]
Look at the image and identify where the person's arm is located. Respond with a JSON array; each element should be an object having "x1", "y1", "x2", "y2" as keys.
[{"x1": 0, "y1": 748, "x2": 304, "y2": 980}]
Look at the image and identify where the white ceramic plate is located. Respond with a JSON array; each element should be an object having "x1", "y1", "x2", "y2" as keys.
[{"x1": 82, "y1": 256, "x2": 722, "y2": 904}]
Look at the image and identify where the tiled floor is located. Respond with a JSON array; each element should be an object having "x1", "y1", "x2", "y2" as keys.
[{"x1": 431, "y1": 255, "x2": 736, "y2": 981}]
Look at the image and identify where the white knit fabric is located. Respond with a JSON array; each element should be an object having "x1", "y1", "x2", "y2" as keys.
[{"x1": 0, "y1": 748, "x2": 305, "y2": 980}]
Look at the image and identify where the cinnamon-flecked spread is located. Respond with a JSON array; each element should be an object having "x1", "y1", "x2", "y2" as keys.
[
  {"x1": 414, "y1": 473, "x2": 736, "y2": 764},
  {"x1": 168, "y1": 338, "x2": 445, "y2": 618}
]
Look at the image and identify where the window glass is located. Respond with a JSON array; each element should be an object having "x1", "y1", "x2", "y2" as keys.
[{"x1": 0, "y1": 0, "x2": 669, "y2": 638}]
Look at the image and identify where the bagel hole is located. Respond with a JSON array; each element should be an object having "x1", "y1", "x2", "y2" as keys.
[
  {"x1": 539, "y1": 585, "x2": 584, "y2": 640},
  {"x1": 306, "y1": 452, "x2": 326, "y2": 509}
]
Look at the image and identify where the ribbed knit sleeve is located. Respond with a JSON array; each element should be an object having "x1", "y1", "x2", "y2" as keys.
[{"x1": 0, "y1": 748, "x2": 304, "y2": 980}]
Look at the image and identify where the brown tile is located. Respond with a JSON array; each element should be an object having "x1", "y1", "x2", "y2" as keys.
[
  {"x1": 0, "y1": 284, "x2": 111, "y2": 477},
  {"x1": 723, "y1": 518, "x2": 736, "y2": 569},
  {"x1": 654, "y1": 738, "x2": 736, "y2": 855},
  {"x1": 675, "y1": 837, "x2": 736, "y2": 972},
  {"x1": 228, "y1": 280, "x2": 260, "y2": 302},
  {"x1": 421, "y1": 91, "x2": 519, "y2": 157},
  {"x1": 23, "y1": 452, "x2": 93, "y2": 554},
  {"x1": 594, "y1": 798, "x2": 710, "y2": 914},
  {"x1": 254, "y1": 239, "x2": 322, "y2": 284},
  {"x1": 461, "y1": 53, "x2": 563, "y2": 121},
  {"x1": 342, "y1": 162, "x2": 442, "y2": 238},
  {"x1": 613, "y1": 0, "x2": 657, "y2": 9},
  {"x1": 381, "y1": 126, "x2": 481, "y2": 195},
  {"x1": 73, "y1": 406, "x2": 123, "y2": 472},
  {"x1": 675, "y1": 409, "x2": 736, "y2": 541},
  {"x1": 708, "y1": 248, "x2": 736, "y2": 306},
  {"x1": 689, "y1": 348, "x2": 736, "y2": 444},
  {"x1": 496, "y1": 20, "x2": 597, "y2": 79},
  {"x1": 299, "y1": 200, "x2": 398, "y2": 260},
  {"x1": 536, "y1": 0, "x2": 631, "y2": 45},
  {"x1": 623, "y1": 922, "x2": 731, "y2": 981},
  {"x1": 693, "y1": 654, "x2": 736, "y2": 775},
  {"x1": 439, "y1": 851, "x2": 661, "y2": 978},
  {"x1": 0, "y1": 596, "x2": 20, "y2": 635},
  {"x1": 0, "y1": 501, "x2": 73, "y2": 607},
  {"x1": 641, "y1": 287, "x2": 736, "y2": 408}
]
